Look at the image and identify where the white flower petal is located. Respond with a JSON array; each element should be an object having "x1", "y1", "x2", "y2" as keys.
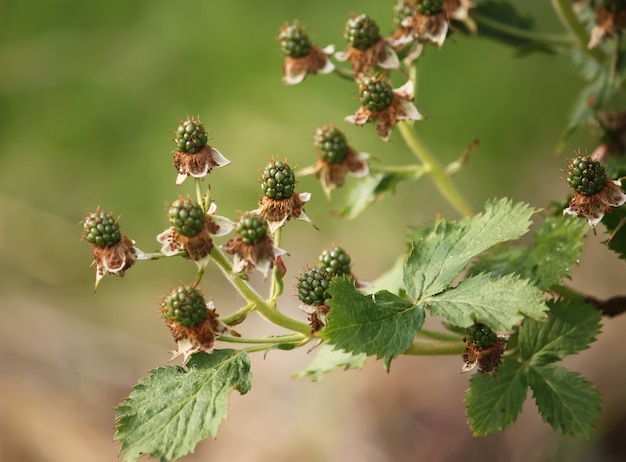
[
  {"x1": 268, "y1": 215, "x2": 289, "y2": 233},
  {"x1": 210, "y1": 147, "x2": 231, "y2": 168},
  {"x1": 398, "y1": 99, "x2": 423, "y2": 121},
  {"x1": 378, "y1": 45, "x2": 400, "y2": 69},
  {"x1": 298, "y1": 192, "x2": 311, "y2": 203},
  {"x1": 133, "y1": 246, "x2": 152, "y2": 261},
  {"x1": 283, "y1": 71, "x2": 307, "y2": 85},
  {"x1": 345, "y1": 114, "x2": 358, "y2": 125},
  {"x1": 157, "y1": 228, "x2": 183, "y2": 256},
  {"x1": 318, "y1": 58, "x2": 335, "y2": 75},
  {"x1": 322, "y1": 44, "x2": 335, "y2": 55},
  {"x1": 210, "y1": 215, "x2": 235, "y2": 236},
  {"x1": 297, "y1": 164, "x2": 319, "y2": 177},
  {"x1": 255, "y1": 256, "x2": 272, "y2": 278},
  {"x1": 189, "y1": 162, "x2": 210, "y2": 179},
  {"x1": 609, "y1": 180, "x2": 626, "y2": 207},
  {"x1": 394, "y1": 79, "x2": 414, "y2": 99},
  {"x1": 230, "y1": 254, "x2": 248, "y2": 274},
  {"x1": 425, "y1": 19, "x2": 448, "y2": 48},
  {"x1": 334, "y1": 50, "x2": 350, "y2": 62},
  {"x1": 176, "y1": 172, "x2": 188, "y2": 185},
  {"x1": 103, "y1": 254, "x2": 127, "y2": 274}
]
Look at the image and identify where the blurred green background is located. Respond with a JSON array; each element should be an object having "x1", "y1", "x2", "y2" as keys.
[{"x1": 2, "y1": 1, "x2": 626, "y2": 461}]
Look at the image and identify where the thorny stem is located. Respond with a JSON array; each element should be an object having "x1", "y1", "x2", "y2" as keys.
[
  {"x1": 209, "y1": 246, "x2": 312, "y2": 335},
  {"x1": 551, "y1": 0, "x2": 605, "y2": 63},
  {"x1": 218, "y1": 333, "x2": 306, "y2": 345},
  {"x1": 398, "y1": 121, "x2": 475, "y2": 217}
]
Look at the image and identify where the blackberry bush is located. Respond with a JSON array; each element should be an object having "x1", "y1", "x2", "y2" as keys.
[
  {"x1": 566, "y1": 155, "x2": 607, "y2": 196},
  {"x1": 297, "y1": 267, "x2": 333, "y2": 306},
  {"x1": 162, "y1": 286, "x2": 207, "y2": 328},
  {"x1": 235, "y1": 213, "x2": 269, "y2": 245},
  {"x1": 168, "y1": 197, "x2": 205, "y2": 237},
  {"x1": 314, "y1": 125, "x2": 349, "y2": 164},
  {"x1": 83, "y1": 209, "x2": 122, "y2": 248},
  {"x1": 279, "y1": 22, "x2": 311, "y2": 58},
  {"x1": 318, "y1": 246, "x2": 351, "y2": 277},
  {"x1": 345, "y1": 14, "x2": 381, "y2": 50},
  {"x1": 260, "y1": 159, "x2": 296, "y2": 199},
  {"x1": 359, "y1": 75, "x2": 394, "y2": 112},
  {"x1": 175, "y1": 117, "x2": 209, "y2": 154}
]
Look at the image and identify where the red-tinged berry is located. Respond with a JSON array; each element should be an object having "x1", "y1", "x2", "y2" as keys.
[
  {"x1": 279, "y1": 22, "x2": 312, "y2": 58},
  {"x1": 314, "y1": 125, "x2": 349, "y2": 164},
  {"x1": 175, "y1": 117, "x2": 208, "y2": 154},
  {"x1": 162, "y1": 286, "x2": 207, "y2": 328},
  {"x1": 168, "y1": 197, "x2": 204, "y2": 237},
  {"x1": 318, "y1": 246, "x2": 351, "y2": 277},
  {"x1": 359, "y1": 75, "x2": 394, "y2": 112},
  {"x1": 566, "y1": 155, "x2": 607, "y2": 196},
  {"x1": 345, "y1": 14, "x2": 381, "y2": 50},
  {"x1": 465, "y1": 323, "x2": 497, "y2": 349},
  {"x1": 416, "y1": 0, "x2": 444, "y2": 15},
  {"x1": 260, "y1": 160, "x2": 296, "y2": 199},
  {"x1": 83, "y1": 209, "x2": 122, "y2": 249},
  {"x1": 297, "y1": 267, "x2": 332, "y2": 306},
  {"x1": 235, "y1": 213, "x2": 269, "y2": 245}
]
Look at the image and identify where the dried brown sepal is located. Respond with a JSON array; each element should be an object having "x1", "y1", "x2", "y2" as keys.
[{"x1": 462, "y1": 337, "x2": 507, "y2": 374}]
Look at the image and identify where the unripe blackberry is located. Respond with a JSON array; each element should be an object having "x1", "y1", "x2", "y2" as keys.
[
  {"x1": 344, "y1": 14, "x2": 381, "y2": 50},
  {"x1": 359, "y1": 75, "x2": 394, "y2": 112},
  {"x1": 297, "y1": 267, "x2": 332, "y2": 306},
  {"x1": 175, "y1": 118, "x2": 209, "y2": 154},
  {"x1": 162, "y1": 286, "x2": 207, "y2": 328},
  {"x1": 466, "y1": 323, "x2": 497, "y2": 349},
  {"x1": 260, "y1": 160, "x2": 296, "y2": 199},
  {"x1": 598, "y1": 0, "x2": 626, "y2": 13},
  {"x1": 168, "y1": 198, "x2": 205, "y2": 237},
  {"x1": 83, "y1": 210, "x2": 122, "y2": 249},
  {"x1": 394, "y1": 0, "x2": 417, "y2": 25},
  {"x1": 318, "y1": 247, "x2": 351, "y2": 277},
  {"x1": 566, "y1": 155, "x2": 607, "y2": 196},
  {"x1": 236, "y1": 213, "x2": 269, "y2": 245},
  {"x1": 279, "y1": 22, "x2": 312, "y2": 58},
  {"x1": 314, "y1": 125, "x2": 349, "y2": 164},
  {"x1": 416, "y1": 0, "x2": 444, "y2": 15}
]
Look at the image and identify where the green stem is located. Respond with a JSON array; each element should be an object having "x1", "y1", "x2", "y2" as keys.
[
  {"x1": 218, "y1": 333, "x2": 306, "y2": 345},
  {"x1": 269, "y1": 227, "x2": 285, "y2": 302},
  {"x1": 397, "y1": 121, "x2": 475, "y2": 217},
  {"x1": 404, "y1": 339, "x2": 466, "y2": 356},
  {"x1": 551, "y1": 0, "x2": 605, "y2": 63},
  {"x1": 333, "y1": 66, "x2": 355, "y2": 81},
  {"x1": 473, "y1": 12, "x2": 575, "y2": 48},
  {"x1": 369, "y1": 164, "x2": 426, "y2": 176},
  {"x1": 221, "y1": 301, "x2": 256, "y2": 325},
  {"x1": 209, "y1": 246, "x2": 312, "y2": 335},
  {"x1": 417, "y1": 329, "x2": 463, "y2": 342}
]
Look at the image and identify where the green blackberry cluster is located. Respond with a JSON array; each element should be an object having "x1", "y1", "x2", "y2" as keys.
[
  {"x1": 168, "y1": 197, "x2": 205, "y2": 237},
  {"x1": 465, "y1": 324, "x2": 497, "y2": 349},
  {"x1": 260, "y1": 160, "x2": 296, "y2": 199},
  {"x1": 566, "y1": 155, "x2": 607, "y2": 196},
  {"x1": 359, "y1": 75, "x2": 394, "y2": 112},
  {"x1": 297, "y1": 267, "x2": 333, "y2": 306},
  {"x1": 394, "y1": 0, "x2": 417, "y2": 25},
  {"x1": 314, "y1": 125, "x2": 349, "y2": 164},
  {"x1": 318, "y1": 246, "x2": 352, "y2": 277},
  {"x1": 344, "y1": 14, "x2": 381, "y2": 50},
  {"x1": 416, "y1": 0, "x2": 444, "y2": 15},
  {"x1": 279, "y1": 22, "x2": 312, "y2": 58},
  {"x1": 175, "y1": 117, "x2": 209, "y2": 154},
  {"x1": 236, "y1": 213, "x2": 269, "y2": 245},
  {"x1": 162, "y1": 286, "x2": 207, "y2": 328},
  {"x1": 83, "y1": 209, "x2": 122, "y2": 249}
]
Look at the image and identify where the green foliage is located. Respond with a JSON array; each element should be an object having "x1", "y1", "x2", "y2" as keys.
[
  {"x1": 320, "y1": 277, "x2": 424, "y2": 364},
  {"x1": 114, "y1": 350, "x2": 252, "y2": 462},
  {"x1": 403, "y1": 198, "x2": 535, "y2": 300},
  {"x1": 465, "y1": 300, "x2": 602, "y2": 438},
  {"x1": 470, "y1": 215, "x2": 589, "y2": 291},
  {"x1": 294, "y1": 344, "x2": 367, "y2": 382},
  {"x1": 601, "y1": 207, "x2": 626, "y2": 260},
  {"x1": 427, "y1": 272, "x2": 547, "y2": 331}
]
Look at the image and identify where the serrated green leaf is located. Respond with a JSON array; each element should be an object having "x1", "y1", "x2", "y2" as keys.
[
  {"x1": 465, "y1": 359, "x2": 528, "y2": 436},
  {"x1": 529, "y1": 365, "x2": 602, "y2": 439},
  {"x1": 601, "y1": 207, "x2": 626, "y2": 261},
  {"x1": 426, "y1": 273, "x2": 547, "y2": 331},
  {"x1": 470, "y1": 215, "x2": 589, "y2": 291},
  {"x1": 293, "y1": 344, "x2": 367, "y2": 382},
  {"x1": 404, "y1": 198, "x2": 534, "y2": 301},
  {"x1": 320, "y1": 277, "x2": 424, "y2": 363},
  {"x1": 519, "y1": 299, "x2": 602, "y2": 365},
  {"x1": 115, "y1": 349, "x2": 252, "y2": 462},
  {"x1": 335, "y1": 170, "x2": 424, "y2": 219}
]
